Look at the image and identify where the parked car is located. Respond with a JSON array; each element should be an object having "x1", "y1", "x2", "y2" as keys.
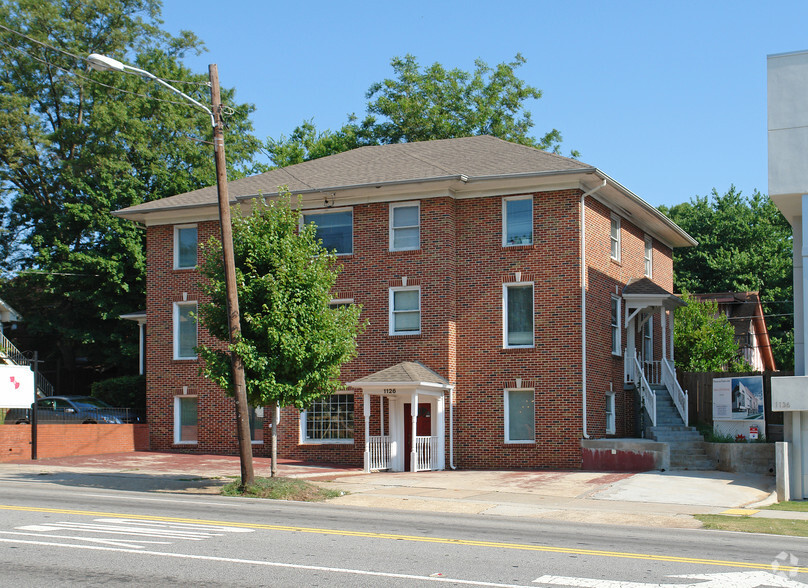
[{"x1": 4, "y1": 396, "x2": 140, "y2": 424}]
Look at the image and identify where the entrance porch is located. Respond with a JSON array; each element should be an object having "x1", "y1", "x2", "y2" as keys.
[{"x1": 348, "y1": 361, "x2": 453, "y2": 473}]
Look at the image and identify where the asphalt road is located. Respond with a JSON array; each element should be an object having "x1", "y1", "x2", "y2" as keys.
[{"x1": 0, "y1": 478, "x2": 806, "y2": 587}]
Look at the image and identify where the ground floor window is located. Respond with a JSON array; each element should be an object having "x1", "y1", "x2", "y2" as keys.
[
  {"x1": 174, "y1": 396, "x2": 198, "y2": 444},
  {"x1": 250, "y1": 406, "x2": 264, "y2": 444},
  {"x1": 504, "y1": 389, "x2": 535, "y2": 443},
  {"x1": 300, "y1": 393, "x2": 354, "y2": 443},
  {"x1": 606, "y1": 393, "x2": 616, "y2": 434}
]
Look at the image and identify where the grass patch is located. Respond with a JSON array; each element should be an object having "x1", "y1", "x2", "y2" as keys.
[
  {"x1": 221, "y1": 476, "x2": 344, "y2": 501},
  {"x1": 765, "y1": 501, "x2": 808, "y2": 512},
  {"x1": 696, "y1": 514, "x2": 808, "y2": 537}
]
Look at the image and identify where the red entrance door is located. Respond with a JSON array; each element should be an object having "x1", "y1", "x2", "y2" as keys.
[{"x1": 403, "y1": 403, "x2": 432, "y2": 471}]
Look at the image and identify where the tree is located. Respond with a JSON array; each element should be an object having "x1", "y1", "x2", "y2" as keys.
[
  {"x1": 265, "y1": 53, "x2": 576, "y2": 168},
  {"x1": 197, "y1": 193, "x2": 365, "y2": 477},
  {"x1": 660, "y1": 187, "x2": 793, "y2": 370},
  {"x1": 0, "y1": 0, "x2": 263, "y2": 390},
  {"x1": 674, "y1": 292, "x2": 752, "y2": 372}
]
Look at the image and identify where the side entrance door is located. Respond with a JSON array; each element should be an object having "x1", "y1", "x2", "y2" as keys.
[{"x1": 403, "y1": 402, "x2": 432, "y2": 471}]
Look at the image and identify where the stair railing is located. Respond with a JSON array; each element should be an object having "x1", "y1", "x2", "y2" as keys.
[
  {"x1": 0, "y1": 331, "x2": 54, "y2": 397},
  {"x1": 630, "y1": 351, "x2": 656, "y2": 427},
  {"x1": 661, "y1": 358, "x2": 688, "y2": 427}
]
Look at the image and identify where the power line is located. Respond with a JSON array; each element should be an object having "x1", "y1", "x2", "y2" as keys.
[{"x1": 0, "y1": 22, "x2": 209, "y2": 87}]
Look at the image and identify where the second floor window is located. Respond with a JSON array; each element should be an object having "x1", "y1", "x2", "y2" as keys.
[
  {"x1": 174, "y1": 225, "x2": 197, "y2": 269},
  {"x1": 644, "y1": 235, "x2": 653, "y2": 277},
  {"x1": 610, "y1": 214, "x2": 621, "y2": 261},
  {"x1": 503, "y1": 195, "x2": 533, "y2": 246},
  {"x1": 390, "y1": 202, "x2": 420, "y2": 251},
  {"x1": 504, "y1": 283, "x2": 534, "y2": 347},
  {"x1": 302, "y1": 208, "x2": 353, "y2": 255},
  {"x1": 174, "y1": 302, "x2": 197, "y2": 360},
  {"x1": 611, "y1": 296, "x2": 621, "y2": 356},
  {"x1": 390, "y1": 286, "x2": 421, "y2": 335}
]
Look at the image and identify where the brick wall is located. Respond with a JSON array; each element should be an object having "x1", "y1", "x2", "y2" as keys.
[
  {"x1": 0, "y1": 424, "x2": 149, "y2": 462},
  {"x1": 142, "y1": 189, "x2": 677, "y2": 470}
]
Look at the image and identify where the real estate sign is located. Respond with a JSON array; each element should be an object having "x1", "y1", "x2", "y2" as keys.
[
  {"x1": 713, "y1": 375, "x2": 765, "y2": 439},
  {"x1": 0, "y1": 365, "x2": 34, "y2": 408}
]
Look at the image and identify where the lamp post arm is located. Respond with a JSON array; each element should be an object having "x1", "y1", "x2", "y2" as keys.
[{"x1": 121, "y1": 65, "x2": 215, "y2": 128}]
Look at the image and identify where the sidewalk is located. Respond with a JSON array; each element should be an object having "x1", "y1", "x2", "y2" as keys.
[{"x1": 0, "y1": 452, "x2": 781, "y2": 529}]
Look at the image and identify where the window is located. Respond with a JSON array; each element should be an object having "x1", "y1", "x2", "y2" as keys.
[
  {"x1": 250, "y1": 406, "x2": 264, "y2": 444},
  {"x1": 302, "y1": 208, "x2": 353, "y2": 255},
  {"x1": 174, "y1": 396, "x2": 198, "y2": 444},
  {"x1": 504, "y1": 389, "x2": 535, "y2": 443},
  {"x1": 503, "y1": 283, "x2": 534, "y2": 347},
  {"x1": 611, "y1": 296, "x2": 621, "y2": 356},
  {"x1": 605, "y1": 393, "x2": 616, "y2": 434},
  {"x1": 503, "y1": 195, "x2": 533, "y2": 246},
  {"x1": 610, "y1": 214, "x2": 621, "y2": 261},
  {"x1": 174, "y1": 225, "x2": 198, "y2": 269},
  {"x1": 301, "y1": 393, "x2": 354, "y2": 443},
  {"x1": 390, "y1": 202, "x2": 420, "y2": 251},
  {"x1": 329, "y1": 298, "x2": 354, "y2": 309},
  {"x1": 174, "y1": 302, "x2": 198, "y2": 360},
  {"x1": 642, "y1": 316, "x2": 653, "y2": 363},
  {"x1": 644, "y1": 235, "x2": 653, "y2": 277},
  {"x1": 390, "y1": 286, "x2": 420, "y2": 335}
]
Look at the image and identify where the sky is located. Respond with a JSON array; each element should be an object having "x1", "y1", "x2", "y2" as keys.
[{"x1": 157, "y1": 1, "x2": 808, "y2": 209}]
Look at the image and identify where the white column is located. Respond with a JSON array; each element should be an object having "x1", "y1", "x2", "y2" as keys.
[
  {"x1": 363, "y1": 394, "x2": 371, "y2": 473},
  {"x1": 138, "y1": 321, "x2": 146, "y2": 375},
  {"x1": 380, "y1": 396, "x2": 385, "y2": 437},
  {"x1": 668, "y1": 308, "x2": 675, "y2": 363},
  {"x1": 660, "y1": 308, "x2": 667, "y2": 362},
  {"x1": 625, "y1": 309, "x2": 636, "y2": 382},
  {"x1": 410, "y1": 393, "x2": 419, "y2": 472},
  {"x1": 798, "y1": 204, "x2": 808, "y2": 375}
]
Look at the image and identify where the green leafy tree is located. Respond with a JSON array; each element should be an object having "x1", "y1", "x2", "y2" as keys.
[
  {"x1": 674, "y1": 292, "x2": 752, "y2": 372},
  {"x1": 0, "y1": 0, "x2": 263, "y2": 389},
  {"x1": 266, "y1": 53, "x2": 576, "y2": 168},
  {"x1": 197, "y1": 193, "x2": 365, "y2": 475},
  {"x1": 660, "y1": 187, "x2": 793, "y2": 370}
]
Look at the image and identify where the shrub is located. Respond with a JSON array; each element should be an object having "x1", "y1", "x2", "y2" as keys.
[{"x1": 91, "y1": 374, "x2": 146, "y2": 411}]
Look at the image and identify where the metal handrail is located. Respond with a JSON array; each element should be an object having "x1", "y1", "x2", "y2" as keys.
[{"x1": 662, "y1": 358, "x2": 689, "y2": 427}]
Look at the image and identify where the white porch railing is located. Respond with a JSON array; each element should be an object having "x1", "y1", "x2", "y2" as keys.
[
  {"x1": 643, "y1": 360, "x2": 662, "y2": 386},
  {"x1": 629, "y1": 351, "x2": 656, "y2": 427},
  {"x1": 662, "y1": 358, "x2": 689, "y2": 427},
  {"x1": 415, "y1": 435, "x2": 440, "y2": 471},
  {"x1": 368, "y1": 435, "x2": 392, "y2": 470}
]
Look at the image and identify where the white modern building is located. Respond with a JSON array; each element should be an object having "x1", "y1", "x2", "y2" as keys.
[{"x1": 769, "y1": 50, "x2": 808, "y2": 499}]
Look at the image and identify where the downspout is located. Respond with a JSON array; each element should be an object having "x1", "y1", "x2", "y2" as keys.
[
  {"x1": 580, "y1": 179, "x2": 607, "y2": 439},
  {"x1": 449, "y1": 385, "x2": 457, "y2": 469}
]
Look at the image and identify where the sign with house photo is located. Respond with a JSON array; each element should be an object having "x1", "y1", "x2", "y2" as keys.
[{"x1": 713, "y1": 375, "x2": 765, "y2": 439}]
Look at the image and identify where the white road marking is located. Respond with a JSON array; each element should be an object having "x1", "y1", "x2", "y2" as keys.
[
  {"x1": 534, "y1": 571, "x2": 808, "y2": 587},
  {"x1": 0, "y1": 536, "x2": 536, "y2": 587},
  {"x1": 7, "y1": 517, "x2": 254, "y2": 547}
]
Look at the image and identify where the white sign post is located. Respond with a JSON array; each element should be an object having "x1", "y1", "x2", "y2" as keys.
[{"x1": 0, "y1": 365, "x2": 35, "y2": 409}]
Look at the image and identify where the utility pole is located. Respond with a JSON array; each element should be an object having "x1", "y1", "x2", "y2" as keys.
[{"x1": 209, "y1": 64, "x2": 254, "y2": 488}]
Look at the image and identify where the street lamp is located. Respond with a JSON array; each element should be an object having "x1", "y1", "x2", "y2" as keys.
[{"x1": 87, "y1": 54, "x2": 255, "y2": 486}]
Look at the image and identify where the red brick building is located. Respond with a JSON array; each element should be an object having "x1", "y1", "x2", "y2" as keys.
[{"x1": 116, "y1": 135, "x2": 695, "y2": 470}]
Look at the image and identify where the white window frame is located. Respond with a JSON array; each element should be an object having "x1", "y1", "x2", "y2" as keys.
[
  {"x1": 611, "y1": 295, "x2": 621, "y2": 356},
  {"x1": 329, "y1": 297, "x2": 354, "y2": 309},
  {"x1": 605, "y1": 392, "x2": 616, "y2": 435},
  {"x1": 503, "y1": 282, "x2": 535, "y2": 348},
  {"x1": 389, "y1": 286, "x2": 421, "y2": 336},
  {"x1": 504, "y1": 388, "x2": 535, "y2": 444},
  {"x1": 251, "y1": 406, "x2": 264, "y2": 445},
  {"x1": 173, "y1": 301, "x2": 198, "y2": 360},
  {"x1": 644, "y1": 235, "x2": 653, "y2": 278},
  {"x1": 301, "y1": 207, "x2": 353, "y2": 255},
  {"x1": 389, "y1": 201, "x2": 420, "y2": 251},
  {"x1": 173, "y1": 224, "x2": 198, "y2": 270},
  {"x1": 502, "y1": 195, "x2": 534, "y2": 247},
  {"x1": 610, "y1": 214, "x2": 621, "y2": 262},
  {"x1": 173, "y1": 395, "x2": 198, "y2": 445},
  {"x1": 642, "y1": 316, "x2": 653, "y2": 363},
  {"x1": 300, "y1": 392, "x2": 355, "y2": 444}
]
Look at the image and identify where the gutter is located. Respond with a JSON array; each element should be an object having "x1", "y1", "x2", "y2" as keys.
[{"x1": 580, "y1": 179, "x2": 607, "y2": 439}]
